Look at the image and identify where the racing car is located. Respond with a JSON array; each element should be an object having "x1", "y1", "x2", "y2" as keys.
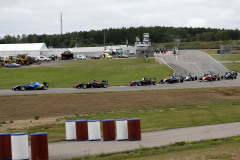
[
  {"x1": 199, "y1": 71, "x2": 221, "y2": 82},
  {"x1": 129, "y1": 78, "x2": 157, "y2": 86},
  {"x1": 12, "y1": 81, "x2": 49, "y2": 91},
  {"x1": 160, "y1": 75, "x2": 183, "y2": 84},
  {"x1": 184, "y1": 73, "x2": 198, "y2": 81},
  {"x1": 73, "y1": 80, "x2": 108, "y2": 89},
  {"x1": 225, "y1": 70, "x2": 238, "y2": 79}
]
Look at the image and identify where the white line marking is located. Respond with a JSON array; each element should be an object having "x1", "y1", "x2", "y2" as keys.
[{"x1": 193, "y1": 62, "x2": 199, "y2": 70}]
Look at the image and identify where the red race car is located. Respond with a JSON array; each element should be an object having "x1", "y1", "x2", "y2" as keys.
[
  {"x1": 199, "y1": 71, "x2": 221, "y2": 82},
  {"x1": 73, "y1": 80, "x2": 108, "y2": 89}
]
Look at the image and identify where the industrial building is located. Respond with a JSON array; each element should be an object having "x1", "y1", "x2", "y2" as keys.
[{"x1": 0, "y1": 43, "x2": 48, "y2": 58}]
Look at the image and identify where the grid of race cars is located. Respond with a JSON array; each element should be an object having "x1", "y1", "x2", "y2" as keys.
[{"x1": 12, "y1": 70, "x2": 238, "y2": 91}]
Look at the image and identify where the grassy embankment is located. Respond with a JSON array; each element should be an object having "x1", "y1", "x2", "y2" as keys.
[
  {"x1": 67, "y1": 136, "x2": 240, "y2": 160},
  {"x1": 7, "y1": 100, "x2": 240, "y2": 143},
  {"x1": 200, "y1": 49, "x2": 240, "y2": 72},
  {"x1": 0, "y1": 58, "x2": 172, "y2": 89}
]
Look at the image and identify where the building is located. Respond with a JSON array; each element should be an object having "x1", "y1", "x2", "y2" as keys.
[
  {"x1": 0, "y1": 43, "x2": 48, "y2": 58},
  {"x1": 72, "y1": 47, "x2": 105, "y2": 58}
]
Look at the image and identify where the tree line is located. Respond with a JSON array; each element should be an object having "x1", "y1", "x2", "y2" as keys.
[{"x1": 0, "y1": 26, "x2": 240, "y2": 48}]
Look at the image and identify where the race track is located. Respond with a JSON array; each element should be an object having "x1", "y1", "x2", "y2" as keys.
[{"x1": 0, "y1": 50, "x2": 239, "y2": 96}]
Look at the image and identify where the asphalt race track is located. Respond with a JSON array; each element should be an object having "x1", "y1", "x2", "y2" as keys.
[
  {"x1": 1, "y1": 50, "x2": 239, "y2": 96},
  {"x1": 159, "y1": 50, "x2": 228, "y2": 77},
  {"x1": 2, "y1": 50, "x2": 240, "y2": 159}
]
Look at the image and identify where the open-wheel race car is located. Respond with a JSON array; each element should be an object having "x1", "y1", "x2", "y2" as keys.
[
  {"x1": 129, "y1": 77, "x2": 157, "y2": 86},
  {"x1": 160, "y1": 75, "x2": 183, "y2": 84},
  {"x1": 225, "y1": 70, "x2": 238, "y2": 79},
  {"x1": 199, "y1": 71, "x2": 221, "y2": 82},
  {"x1": 183, "y1": 73, "x2": 198, "y2": 81},
  {"x1": 12, "y1": 81, "x2": 49, "y2": 91},
  {"x1": 73, "y1": 80, "x2": 108, "y2": 89}
]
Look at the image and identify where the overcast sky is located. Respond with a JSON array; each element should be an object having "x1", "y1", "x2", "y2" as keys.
[{"x1": 0, "y1": 0, "x2": 240, "y2": 37}]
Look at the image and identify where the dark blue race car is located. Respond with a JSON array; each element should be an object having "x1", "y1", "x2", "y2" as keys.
[
  {"x1": 12, "y1": 81, "x2": 49, "y2": 91},
  {"x1": 160, "y1": 76, "x2": 183, "y2": 84}
]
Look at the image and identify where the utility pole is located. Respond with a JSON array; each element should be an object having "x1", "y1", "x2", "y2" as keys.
[
  {"x1": 104, "y1": 29, "x2": 105, "y2": 46},
  {"x1": 60, "y1": 12, "x2": 63, "y2": 35}
]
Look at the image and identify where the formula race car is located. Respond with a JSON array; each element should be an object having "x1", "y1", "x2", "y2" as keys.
[
  {"x1": 199, "y1": 71, "x2": 221, "y2": 82},
  {"x1": 160, "y1": 75, "x2": 183, "y2": 84},
  {"x1": 184, "y1": 73, "x2": 198, "y2": 81},
  {"x1": 129, "y1": 78, "x2": 157, "y2": 86},
  {"x1": 73, "y1": 80, "x2": 108, "y2": 89},
  {"x1": 225, "y1": 70, "x2": 238, "y2": 79},
  {"x1": 12, "y1": 81, "x2": 49, "y2": 91}
]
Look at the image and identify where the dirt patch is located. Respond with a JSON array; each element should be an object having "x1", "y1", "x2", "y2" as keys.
[{"x1": 0, "y1": 88, "x2": 240, "y2": 131}]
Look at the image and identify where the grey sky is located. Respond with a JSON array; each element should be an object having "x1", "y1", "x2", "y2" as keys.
[{"x1": 0, "y1": 0, "x2": 240, "y2": 37}]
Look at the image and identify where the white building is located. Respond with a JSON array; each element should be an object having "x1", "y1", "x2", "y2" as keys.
[
  {"x1": 0, "y1": 43, "x2": 48, "y2": 58},
  {"x1": 72, "y1": 47, "x2": 105, "y2": 58}
]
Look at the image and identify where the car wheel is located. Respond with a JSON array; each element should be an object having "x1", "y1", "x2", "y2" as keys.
[
  {"x1": 103, "y1": 83, "x2": 107, "y2": 88},
  {"x1": 137, "y1": 83, "x2": 140, "y2": 86},
  {"x1": 83, "y1": 84, "x2": 87, "y2": 89},
  {"x1": 20, "y1": 86, "x2": 25, "y2": 91},
  {"x1": 153, "y1": 82, "x2": 156, "y2": 85},
  {"x1": 42, "y1": 86, "x2": 47, "y2": 90},
  {"x1": 77, "y1": 86, "x2": 81, "y2": 89}
]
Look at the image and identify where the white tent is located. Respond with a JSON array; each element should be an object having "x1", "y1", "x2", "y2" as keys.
[{"x1": 0, "y1": 43, "x2": 48, "y2": 58}]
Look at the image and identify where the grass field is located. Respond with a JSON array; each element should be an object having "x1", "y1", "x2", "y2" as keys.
[
  {"x1": 200, "y1": 49, "x2": 240, "y2": 61},
  {"x1": 199, "y1": 49, "x2": 218, "y2": 54},
  {"x1": 9, "y1": 100, "x2": 240, "y2": 143},
  {"x1": 67, "y1": 136, "x2": 240, "y2": 160},
  {"x1": 0, "y1": 58, "x2": 173, "y2": 89},
  {"x1": 223, "y1": 62, "x2": 240, "y2": 72}
]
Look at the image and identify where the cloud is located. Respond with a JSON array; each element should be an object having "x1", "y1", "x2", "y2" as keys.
[
  {"x1": 186, "y1": 18, "x2": 207, "y2": 28},
  {"x1": 0, "y1": 0, "x2": 239, "y2": 37}
]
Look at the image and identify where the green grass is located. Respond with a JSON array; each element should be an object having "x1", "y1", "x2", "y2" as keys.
[
  {"x1": 0, "y1": 58, "x2": 173, "y2": 89},
  {"x1": 200, "y1": 49, "x2": 240, "y2": 61},
  {"x1": 199, "y1": 49, "x2": 218, "y2": 54},
  {"x1": 9, "y1": 100, "x2": 240, "y2": 143},
  {"x1": 210, "y1": 54, "x2": 240, "y2": 61},
  {"x1": 223, "y1": 62, "x2": 240, "y2": 72},
  {"x1": 66, "y1": 136, "x2": 240, "y2": 160}
]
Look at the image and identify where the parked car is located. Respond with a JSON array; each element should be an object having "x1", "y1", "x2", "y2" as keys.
[
  {"x1": 5, "y1": 63, "x2": 21, "y2": 68},
  {"x1": 91, "y1": 55, "x2": 101, "y2": 59},
  {"x1": 73, "y1": 80, "x2": 108, "y2": 89},
  {"x1": 102, "y1": 53, "x2": 113, "y2": 59},
  {"x1": 36, "y1": 56, "x2": 51, "y2": 61},
  {"x1": 118, "y1": 54, "x2": 128, "y2": 58},
  {"x1": 77, "y1": 54, "x2": 86, "y2": 60},
  {"x1": 129, "y1": 78, "x2": 157, "y2": 86},
  {"x1": 12, "y1": 81, "x2": 49, "y2": 91}
]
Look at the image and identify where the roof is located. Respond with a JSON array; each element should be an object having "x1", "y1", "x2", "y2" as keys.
[
  {"x1": 0, "y1": 43, "x2": 48, "y2": 51},
  {"x1": 72, "y1": 47, "x2": 105, "y2": 53}
]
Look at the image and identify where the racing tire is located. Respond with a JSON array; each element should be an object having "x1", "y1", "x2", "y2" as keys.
[
  {"x1": 83, "y1": 84, "x2": 87, "y2": 89},
  {"x1": 77, "y1": 86, "x2": 81, "y2": 89},
  {"x1": 137, "y1": 83, "x2": 140, "y2": 86},
  {"x1": 103, "y1": 83, "x2": 107, "y2": 88},
  {"x1": 42, "y1": 86, "x2": 47, "y2": 90},
  {"x1": 218, "y1": 77, "x2": 220, "y2": 81},
  {"x1": 195, "y1": 76, "x2": 198, "y2": 80},
  {"x1": 153, "y1": 82, "x2": 156, "y2": 85},
  {"x1": 20, "y1": 86, "x2": 25, "y2": 91},
  {"x1": 234, "y1": 76, "x2": 237, "y2": 79}
]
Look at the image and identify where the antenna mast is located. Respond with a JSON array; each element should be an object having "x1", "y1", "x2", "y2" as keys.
[{"x1": 60, "y1": 12, "x2": 63, "y2": 35}]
